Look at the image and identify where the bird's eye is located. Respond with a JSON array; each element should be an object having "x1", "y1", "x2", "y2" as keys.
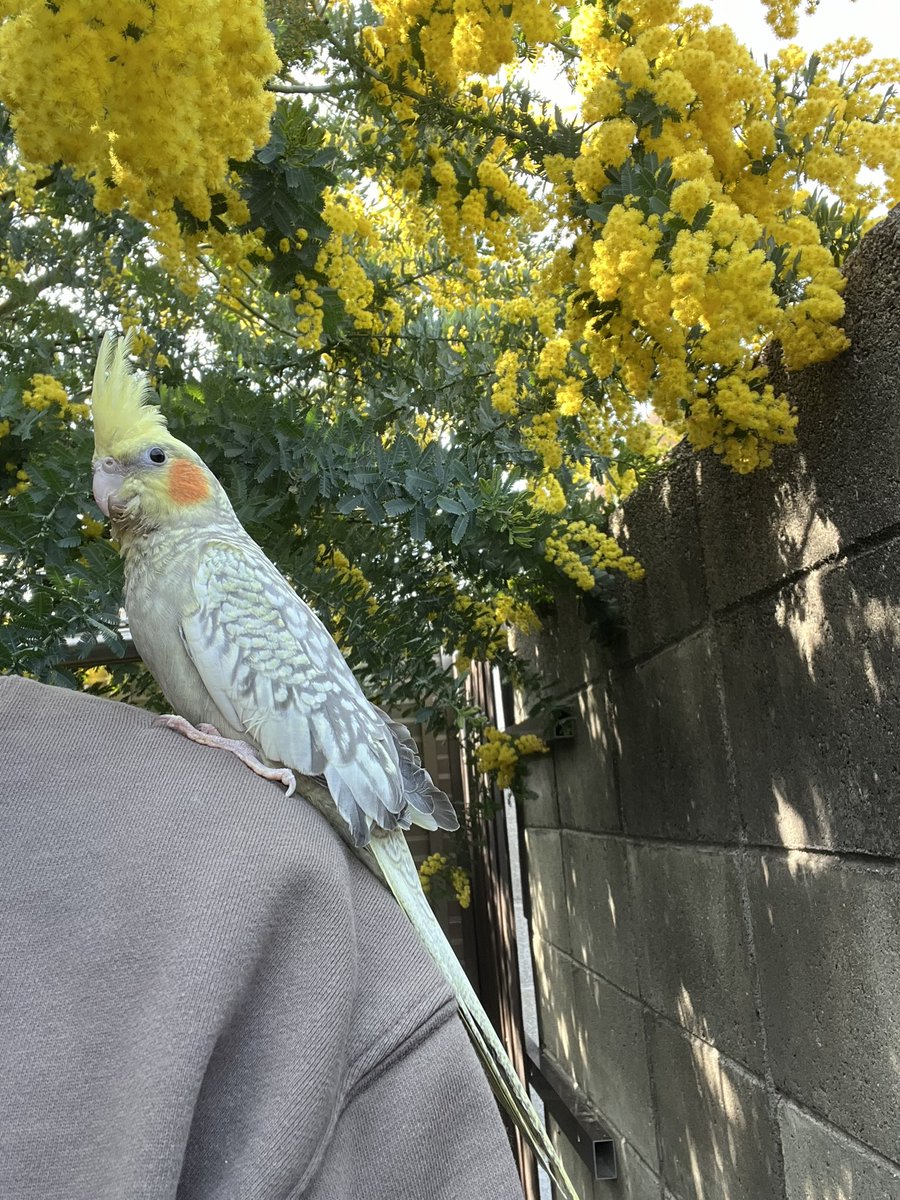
[{"x1": 148, "y1": 447, "x2": 167, "y2": 465}]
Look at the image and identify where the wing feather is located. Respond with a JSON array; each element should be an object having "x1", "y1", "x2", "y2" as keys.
[
  {"x1": 372, "y1": 706, "x2": 459, "y2": 832},
  {"x1": 182, "y1": 538, "x2": 407, "y2": 843}
]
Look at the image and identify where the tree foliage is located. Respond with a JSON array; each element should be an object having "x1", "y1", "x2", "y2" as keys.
[{"x1": 0, "y1": 0, "x2": 897, "y2": 767}]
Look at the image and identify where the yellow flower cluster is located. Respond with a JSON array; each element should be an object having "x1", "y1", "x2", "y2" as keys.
[
  {"x1": 303, "y1": 188, "x2": 411, "y2": 345},
  {"x1": 493, "y1": 591, "x2": 541, "y2": 635},
  {"x1": 419, "y1": 851, "x2": 445, "y2": 894},
  {"x1": 419, "y1": 142, "x2": 535, "y2": 267},
  {"x1": 603, "y1": 463, "x2": 639, "y2": 501},
  {"x1": 22, "y1": 373, "x2": 66, "y2": 412},
  {"x1": 491, "y1": 349, "x2": 522, "y2": 416},
  {"x1": 685, "y1": 372, "x2": 798, "y2": 472},
  {"x1": 524, "y1": 411, "x2": 563, "y2": 470},
  {"x1": 497, "y1": 292, "x2": 558, "y2": 340},
  {"x1": 418, "y1": 852, "x2": 471, "y2": 909},
  {"x1": 762, "y1": 0, "x2": 818, "y2": 40},
  {"x1": 529, "y1": 472, "x2": 567, "y2": 515},
  {"x1": 317, "y1": 545, "x2": 379, "y2": 614},
  {"x1": 81, "y1": 665, "x2": 114, "y2": 691},
  {"x1": 475, "y1": 726, "x2": 548, "y2": 790},
  {"x1": 547, "y1": 6, "x2": 900, "y2": 471},
  {"x1": 413, "y1": 412, "x2": 436, "y2": 446},
  {"x1": 454, "y1": 594, "x2": 506, "y2": 666},
  {"x1": 328, "y1": 0, "x2": 900, "y2": 574},
  {"x1": 0, "y1": 0, "x2": 278, "y2": 280},
  {"x1": 7, "y1": 466, "x2": 29, "y2": 496},
  {"x1": 318, "y1": 237, "x2": 377, "y2": 332},
  {"x1": 367, "y1": 0, "x2": 556, "y2": 93},
  {"x1": 773, "y1": 216, "x2": 851, "y2": 370},
  {"x1": 22, "y1": 373, "x2": 89, "y2": 422},
  {"x1": 545, "y1": 520, "x2": 644, "y2": 590},
  {"x1": 556, "y1": 381, "x2": 584, "y2": 418},
  {"x1": 450, "y1": 866, "x2": 471, "y2": 909},
  {"x1": 537, "y1": 336, "x2": 570, "y2": 382},
  {"x1": 80, "y1": 516, "x2": 106, "y2": 540},
  {"x1": 452, "y1": 589, "x2": 539, "y2": 672},
  {"x1": 292, "y1": 276, "x2": 326, "y2": 350}
]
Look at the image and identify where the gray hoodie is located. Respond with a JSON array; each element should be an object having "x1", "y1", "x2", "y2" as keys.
[{"x1": 0, "y1": 676, "x2": 523, "y2": 1200}]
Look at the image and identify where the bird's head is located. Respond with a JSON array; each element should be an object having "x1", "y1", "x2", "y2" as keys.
[{"x1": 91, "y1": 332, "x2": 220, "y2": 536}]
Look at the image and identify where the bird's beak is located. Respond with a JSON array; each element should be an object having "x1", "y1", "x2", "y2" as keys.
[{"x1": 92, "y1": 457, "x2": 126, "y2": 517}]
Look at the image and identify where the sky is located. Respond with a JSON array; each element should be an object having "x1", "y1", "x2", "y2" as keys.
[
  {"x1": 707, "y1": 0, "x2": 900, "y2": 60},
  {"x1": 531, "y1": 1, "x2": 900, "y2": 104}
]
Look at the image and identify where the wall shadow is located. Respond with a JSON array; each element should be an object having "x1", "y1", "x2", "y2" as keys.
[{"x1": 520, "y1": 208, "x2": 900, "y2": 1198}]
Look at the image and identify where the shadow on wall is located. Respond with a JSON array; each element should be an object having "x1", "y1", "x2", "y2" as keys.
[
  {"x1": 719, "y1": 545, "x2": 900, "y2": 858},
  {"x1": 707, "y1": 210, "x2": 900, "y2": 850},
  {"x1": 524, "y1": 209, "x2": 900, "y2": 1199},
  {"x1": 606, "y1": 205, "x2": 900, "y2": 861}
]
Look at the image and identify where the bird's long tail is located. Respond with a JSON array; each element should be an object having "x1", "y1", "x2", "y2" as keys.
[{"x1": 369, "y1": 831, "x2": 582, "y2": 1200}]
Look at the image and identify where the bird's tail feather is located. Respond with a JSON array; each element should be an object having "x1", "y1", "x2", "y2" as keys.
[{"x1": 369, "y1": 832, "x2": 582, "y2": 1200}]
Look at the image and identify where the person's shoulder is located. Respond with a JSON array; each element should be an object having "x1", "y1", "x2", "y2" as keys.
[
  {"x1": 1, "y1": 674, "x2": 452, "y2": 1021},
  {"x1": 1, "y1": 673, "x2": 176, "y2": 753},
  {"x1": 0, "y1": 672, "x2": 150, "y2": 726},
  {"x1": 0, "y1": 674, "x2": 352, "y2": 888}
]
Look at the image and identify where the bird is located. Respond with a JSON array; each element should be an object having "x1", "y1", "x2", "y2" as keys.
[{"x1": 89, "y1": 330, "x2": 581, "y2": 1200}]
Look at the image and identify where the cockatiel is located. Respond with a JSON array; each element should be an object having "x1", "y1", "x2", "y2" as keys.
[{"x1": 90, "y1": 331, "x2": 581, "y2": 1200}]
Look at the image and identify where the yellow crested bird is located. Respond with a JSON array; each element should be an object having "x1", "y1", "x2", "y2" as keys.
[{"x1": 89, "y1": 331, "x2": 581, "y2": 1200}]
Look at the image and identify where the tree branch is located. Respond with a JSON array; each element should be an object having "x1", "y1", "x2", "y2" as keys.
[{"x1": 267, "y1": 79, "x2": 357, "y2": 96}]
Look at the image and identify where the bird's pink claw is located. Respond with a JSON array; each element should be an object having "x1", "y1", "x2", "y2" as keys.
[{"x1": 155, "y1": 714, "x2": 297, "y2": 796}]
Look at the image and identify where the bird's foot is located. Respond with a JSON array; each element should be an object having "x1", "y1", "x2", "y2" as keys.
[{"x1": 155, "y1": 714, "x2": 297, "y2": 797}]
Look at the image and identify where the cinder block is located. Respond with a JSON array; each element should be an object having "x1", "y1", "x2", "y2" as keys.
[
  {"x1": 551, "y1": 1120, "x2": 663, "y2": 1200},
  {"x1": 532, "y1": 933, "x2": 579, "y2": 1079},
  {"x1": 563, "y1": 832, "x2": 637, "y2": 994},
  {"x1": 748, "y1": 850, "x2": 900, "y2": 1162},
  {"x1": 612, "y1": 630, "x2": 740, "y2": 842},
  {"x1": 551, "y1": 1119, "x2": 594, "y2": 1200},
  {"x1": 697, "y1": 208, "x2": 900, "y2": 611},
  {"x1": 525, "y1": 828, "x2": 571, "y2": 954},
  {"x1": 718, "y1": 542, "x2": 900, "y2": 857},
  {"x1": 780, "y1": 1100, "x2": 900, "y2": 1200},
  {"x1": 647, "y1": 1015, "x2": 781, "y2": 1200},
  {"x1": 611, "y1": 450, "x2": 708, "y2": 661},
  {"x1": 696, "y1": 447, "x2": 843, "y2": 613},
  {"x1": 571, "y1": 966, "x2": 658, "y2": 1170},
  {"x1": 607, "y1": 1140, "x2": 664, "y2": 1200},
  {"x1": 610, "y1": 1141, "x2": 664, "y2": 1200},
  {"x1": 786, "y1": 206, "x2": 900, "y2": 546},
  {"x1": 520, "y1": 751, "x2": 561, "y2": 830},
  {"x1": 554, "y1": 682, "x2": 621, "y2": 834},
  {"x1": 629, "y1": 843, "x2": 763, "y2": 1073},
  {"x1": 515, "y1": 590, "x2": 610, "y2": 699}
]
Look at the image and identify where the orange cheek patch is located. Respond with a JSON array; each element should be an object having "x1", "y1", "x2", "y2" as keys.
[{"x1": 167, "y1": 459, "x2": 211, "y2": 505}]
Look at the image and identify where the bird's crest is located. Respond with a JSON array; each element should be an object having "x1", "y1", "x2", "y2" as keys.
[{"x1": 91, "y1": 331, "x2": 169, "y2": 458}]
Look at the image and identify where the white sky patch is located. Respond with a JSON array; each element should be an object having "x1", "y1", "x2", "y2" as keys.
[
  {"x1": 707, "y1": 0, "x2": 900, "y2": 60},
  {"x1": 527, "y1": 1, "x2": 900, "y2": 108}
]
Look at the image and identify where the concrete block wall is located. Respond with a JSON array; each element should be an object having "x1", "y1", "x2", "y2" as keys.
[{"x1": 516, "y1": 208, "x2": 900, "y2": 1199}]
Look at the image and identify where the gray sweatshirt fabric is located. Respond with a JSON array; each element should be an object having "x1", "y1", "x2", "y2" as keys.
[{"x1": 0, "y1": 676, "x2": 523, "y2": 1200}]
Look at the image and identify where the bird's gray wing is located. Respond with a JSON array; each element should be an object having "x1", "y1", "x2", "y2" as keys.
[
  {"x1": 371, "y1": 705, "x2": 459, "y2": 832},
  {"x1": 181, "y1": 538, "x2": 405, "y2": 844}
]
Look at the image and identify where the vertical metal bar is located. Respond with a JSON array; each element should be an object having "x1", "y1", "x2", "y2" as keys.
[{"x1": 462, "y1": 661, "x2": 540, "y2": 1200}]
